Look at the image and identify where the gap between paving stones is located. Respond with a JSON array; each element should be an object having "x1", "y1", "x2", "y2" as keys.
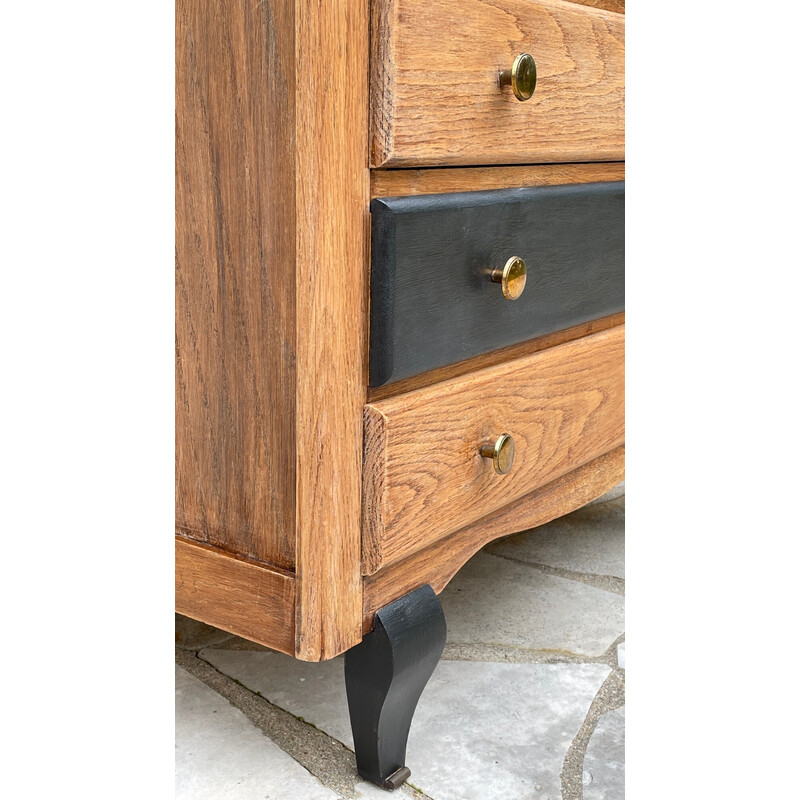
[
  {"x1": 177, "y1": 493, "x2": 625, "y2": 800},
  {"x1": 443, "y1": 631, "x2": 625, "y2": 668},
  {"x1": 560, "y1": 668, "x2": 625, "y2": 800},
  {"x1": 464, "y1": 547, "x2": 625, "y2": 799},
  {"x1": 175, "y1": 647, "x2": 433, "y2": 800},
  {"x1": 177, "y1": 637, "x2": 623, "y2": 800},
  {"x1": 482, "y1": 550, "x2": 625, "y2": 596}
]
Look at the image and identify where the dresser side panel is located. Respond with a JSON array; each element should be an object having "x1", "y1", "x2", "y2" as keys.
[{"x1": 175, "y1": 0, "x2": 297, "y2": 568}]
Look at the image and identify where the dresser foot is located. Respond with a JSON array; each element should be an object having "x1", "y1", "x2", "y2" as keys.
[{"x1": 344, "y1": 584, "x2": 446, "y2": 789}]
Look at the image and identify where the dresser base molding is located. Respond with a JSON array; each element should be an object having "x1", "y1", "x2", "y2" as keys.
[
  {"x1": 177, "y1": 443, "x2": 622, "y2": 655},
  {"x1": 362, "y1": 445, "x2": 624, "y2": 633},
  {"x1": 345, "y1": 584, "x2": 446, "y2": 789},
  {"x1": 175, "y1": 537, "x2": 295, "y2": 656}
]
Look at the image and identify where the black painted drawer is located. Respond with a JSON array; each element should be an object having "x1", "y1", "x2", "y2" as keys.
[{"x1": 369, "y1": 182, "x2": 624, "y2": 387}]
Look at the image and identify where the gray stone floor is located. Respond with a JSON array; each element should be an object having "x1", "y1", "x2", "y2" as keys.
[{"x1": 176, "y1": 490, "x2": 624, "y2": 800}]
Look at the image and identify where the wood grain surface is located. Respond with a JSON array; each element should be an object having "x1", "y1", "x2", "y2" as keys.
[
  {"x1": 369, "y1": 182, "x2": 624, "y2": 386},
  {"x1": 363, "y1": 445, "x2": 624, "y2": 631},
  {"x1": 176, "y1": 536, "x2": 296, "y2": 655},
  {"x1": 176, "y1": 0, "x2": 625, "y2": 661},
  {"x1": 371, "y1": 162, "x2": 625, "y2": 198},
  {"x1": 569, "y1": 0, "x2": 624, "y2": 13},
  {"x1": 176, "y1": 0, "x2": 297, "y2": 568},
  {"x1": 368, "y1": 312, "x2": 624, "y2": 402},
  {"x1": 176, "y1": 0, "x2": 369, "y2": 661},
  {"x1": 362, "y1": 325, "x2": 625, "y2": 574},
  {"x1": 293, "y1": 0, "x2": 370, "y2": 660},
  {"x1": 371, "y1": 0, "x2": 624, "y2": 167}
]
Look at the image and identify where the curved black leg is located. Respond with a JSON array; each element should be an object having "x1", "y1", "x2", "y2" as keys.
[{"x1": 344, "y1": 584, "x2": 447, "y2": 790}]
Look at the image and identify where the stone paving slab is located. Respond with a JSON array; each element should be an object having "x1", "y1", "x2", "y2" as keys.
[
  {"x1": 486, "y1": 497, "x2": 625, "y2": 580},
  {"x1": 175, "y1": 666, "x2": 338, "y2": 800},
  {"x1": 198, "y1": 651, "x2": 353, "y2": 747},
  {"x1": 440, "y1": 552, "x2": 624, "y2": 657},
  {"x1": 178, "y1": 495, "x2": 625, "y2": 798},
  {"x1": 582, "y1": 708, "x2": 625, "y2": 800},
  {"x1": 200, "y1": 648, "x2": 611, "y2": 800}
]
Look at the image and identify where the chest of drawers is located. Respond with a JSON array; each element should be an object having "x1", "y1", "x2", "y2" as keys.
[{"x1": 176, "y1": 0, "x2": 624, "y2": 788}]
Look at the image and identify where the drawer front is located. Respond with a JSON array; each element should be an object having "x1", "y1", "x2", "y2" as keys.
[
  {"x1": 369, "y1": 182, "x2": 624, "y2": 387},
  {"x1": 362, "y1": 325, "x2": 624, "y2": 574},
  {"x1": 371, "y1": 0, "x2": 624, "y2": 167}
]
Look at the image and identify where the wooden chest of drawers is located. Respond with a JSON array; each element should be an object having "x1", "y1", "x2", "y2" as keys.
[{"x1": 176, "y1": 0, "x2": 624, "y2": 787}]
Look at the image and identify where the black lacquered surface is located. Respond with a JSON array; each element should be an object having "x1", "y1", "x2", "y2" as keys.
[{"x1": 369, "y1": 182, "x2": 625, "y2": 387}]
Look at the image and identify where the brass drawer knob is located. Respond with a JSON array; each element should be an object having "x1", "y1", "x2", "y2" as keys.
[
  {"x1": 499, "y1": 53, "x2": 537, "y2": 101},
  {"x1": 491, "y1": 256, "x2": 527, "y2": 300},
  {"x1": 480, "y1": 433, "x2": 515, "y2": 475}
]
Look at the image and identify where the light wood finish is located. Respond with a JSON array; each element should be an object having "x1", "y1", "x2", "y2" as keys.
[
  {"x1": 176, "y1": 0, "x2": 368, "y2": 661},
  {"x1": 371, "y1": 0, "x2": 624, "y2": 167},
  {"x1": 362, "y1": 325, "x2": 625, "y2": 574},
  {"x1": 570, "y1": 0, "x2": 624, "y2": 13},
  {"x1": 368, "y1": 313, "x2": 624, "y2": 402},
  {"x1": 176, "y1": 0, "x2": 624, "y2": 666},
  {"x1": 371, "y1": 163, "x2": 624, "y2": 198},
  {"x1": 176, "y1": 537, "x2": 296, "y2": 655},
  {"x1": 294, "y1": 0, "x2": 370, "y2": 661},
  {"x1": 176, "y1": 0, "x2": 296, "y2": 568},
  {"x1": 362, "y1": 446, "x2": 624, "y2": 632}
]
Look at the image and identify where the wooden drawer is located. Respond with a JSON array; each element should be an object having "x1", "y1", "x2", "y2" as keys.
[
  {"x1": 370, "y1": 0, "x2": 624, "y2": 167},
  {"x1": 362, "y1": 324, "x2": 624, "y2": 574},
  {"x1": 369, "y1": 182, "x2": 624, "y2": 387}
]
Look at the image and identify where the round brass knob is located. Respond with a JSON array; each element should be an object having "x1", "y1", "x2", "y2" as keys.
[
  {"x1": 480, "y1": 433, "x2": 515, "y2": 475},
  {"x1": 491, "y1": 256, "x2": 527, "y2": 300},
  {"x1": 499, "y1": 53, "x2": 537, "y2": 101}
]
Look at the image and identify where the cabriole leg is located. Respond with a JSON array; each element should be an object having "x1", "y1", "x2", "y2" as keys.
[{"x1": 344, "y1": 584, "x2": 447, "y2": 790}]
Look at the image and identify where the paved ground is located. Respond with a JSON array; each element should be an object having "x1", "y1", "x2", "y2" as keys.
[{"x1": 176, "y1": 487, "x2": 624, "y2": 800}]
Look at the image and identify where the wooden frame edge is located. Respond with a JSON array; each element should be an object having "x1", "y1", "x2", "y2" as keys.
[
  {"x1": 176, "y1": 537, "x2": 296, "y2": 656},
  {"x1": 293, "y1": 0, "x2": 370, "y2": 661},
  {"x1": 370, "y1": 162, "x2": 625, "y2": 198}
]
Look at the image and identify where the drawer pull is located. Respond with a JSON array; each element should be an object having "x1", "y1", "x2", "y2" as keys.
[
  {"x1": 498, "y1": 53, "x2": 537, "y2": 101},
  {"x1": 479, "y1": 433, "x2": 515, "y2": 475},
  {"x1": 490, "y1": 256, "x2": 527, "y2": 300}
]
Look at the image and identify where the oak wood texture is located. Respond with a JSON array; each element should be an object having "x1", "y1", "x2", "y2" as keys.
[
  {"x1": 176, "y1": 0, "x2": 624, "y2": 664},
  {"x1": 362, "y1": 325, "x2": 625, "y2": 574},
  {"x1": 569, "y1": 0, "x2": 624, "y2": 12},
  {"x1": 293, "y1": 0, "x2": 370, "y2": 661},
  {"x1": 367, "y1": 312, "x2": 623, "y2": 402},
  {"x1": 176, "y1": 0, "x2": 369, "y2": 661},
  {"x1": 362, "y1": 446, "x2": 624, "y2": 632},
  {"x1": 369, "y1": 182, "x2": 624, "y2": 386},
  {"x1": 370, "y1": 0, "x2": 624, "y2": 167},
  {"x1": 371, "y1": 162, "x2": 625, "y2": 198},
  {"x1": 176, "y1": 0, "x2": 296, "y2": 568},
  {"x1": 176, "y1": 537, "x2": 296, "y2": 655}
]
